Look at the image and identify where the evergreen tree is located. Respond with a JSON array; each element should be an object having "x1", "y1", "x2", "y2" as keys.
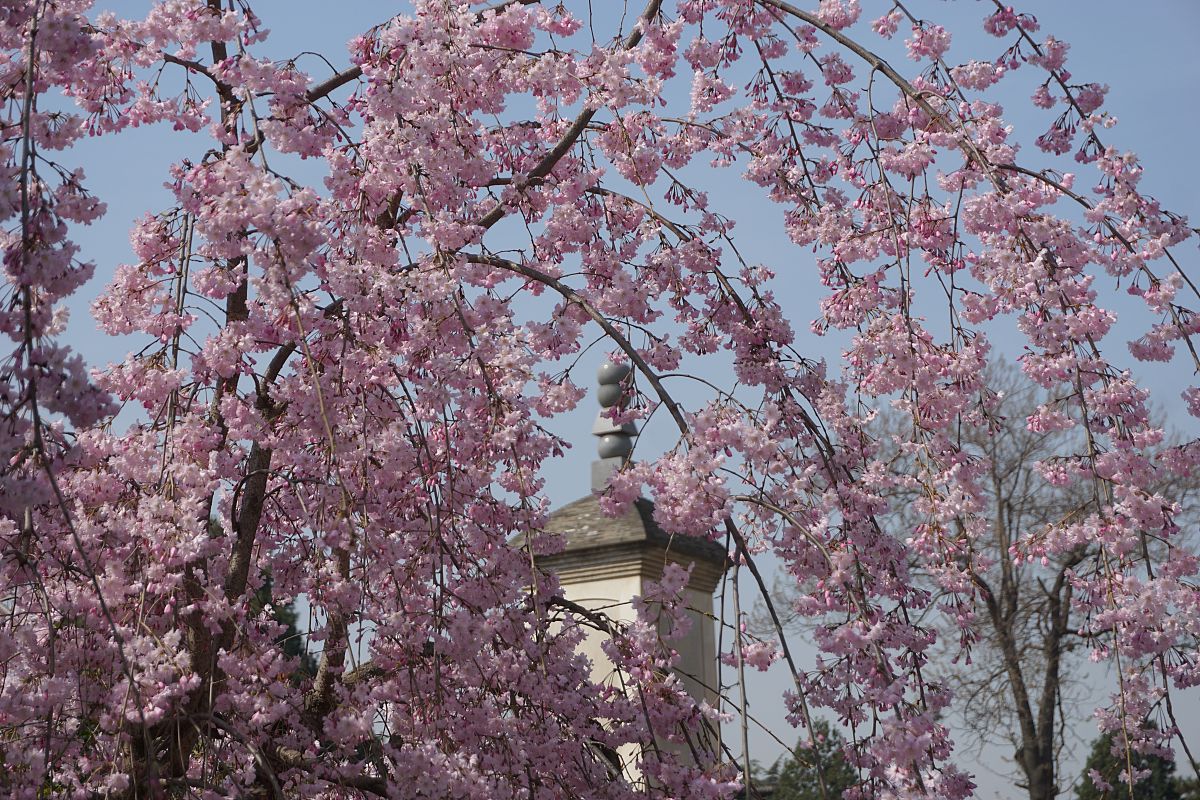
[
  {"x1": 1076, "y1": 732, "x2": 1180, "y2": 800},
  {"x1": 271, "y1": 591, "x2": 318, "y2": 679},
  {"x1": 1176, "y1": 776, "x2": 1200, "y2": 800},
  {"x1": 765, "y1": 720, "x2": 857, "y2": 800},
  {"x1": 251, "y1": 569, "x2": 318, "y2": 680},
  {"x1": 211, "y1": 520, "x2": 317, "y2": 679}
]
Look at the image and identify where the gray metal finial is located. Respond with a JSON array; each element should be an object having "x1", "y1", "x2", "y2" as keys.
[{"x1": 591, "y1": 360, "x2": 637, "y2": 490}]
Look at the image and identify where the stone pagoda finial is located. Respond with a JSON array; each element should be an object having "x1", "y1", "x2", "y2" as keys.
[{"x1": 591, "y1": 360, "x2": 637, "y2": 491}]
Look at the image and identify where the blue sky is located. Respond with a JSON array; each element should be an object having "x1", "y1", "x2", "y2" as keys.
[{"x1": 64, "y1": 0, "x2": 1200, "y2": 477}]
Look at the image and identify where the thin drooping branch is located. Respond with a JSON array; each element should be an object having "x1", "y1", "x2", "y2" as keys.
[
  {"x1": 466, "y1": 252, "x2": 689, "y2": 434},
  {"x1": 474, "y1": 0, "x2": 664, "y2": 231}
]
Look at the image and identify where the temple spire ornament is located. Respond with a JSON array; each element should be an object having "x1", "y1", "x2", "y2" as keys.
[{"x1": 591, "y1": 360, "x2": 637, "y2": 490}]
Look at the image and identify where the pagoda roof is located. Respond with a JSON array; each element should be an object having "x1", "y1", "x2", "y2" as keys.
[{"x1": 533, "y1": 495, "x2": 730, "y2": 593}]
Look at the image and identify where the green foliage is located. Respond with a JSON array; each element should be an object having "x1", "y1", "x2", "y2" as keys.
[
  {"x1": 272, "y1": 591, "x2": 318, "y2": 679},
  {"x1": 762, "y1": 719, "x2": 857, "y2": 800},
  {"x1": 1076, "y1": 732, "x2": 1180, "y2": 800},
  {"x1": 252, "y1": 571, "x2": 317, "y2": 680},
  {"x1": 1176, "y1": 777, "x2": 1200, "y2": 800}
]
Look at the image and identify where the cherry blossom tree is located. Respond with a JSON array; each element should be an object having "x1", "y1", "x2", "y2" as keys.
[{"x1": 2, "y1": 1, "x2": 1197, "y2": 798}]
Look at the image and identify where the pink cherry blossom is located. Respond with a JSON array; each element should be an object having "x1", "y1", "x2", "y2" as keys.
[{"x1": 2, "y1": 2, "x2": 1198, "y2": 799}]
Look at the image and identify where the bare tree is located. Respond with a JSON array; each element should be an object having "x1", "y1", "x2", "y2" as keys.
[
  {"x1": 758, "y1": 361, "x2": 1199, "y2": 800},
  {"x1": 945, "y1": 363, "x2": 1096, "y2": 800}
]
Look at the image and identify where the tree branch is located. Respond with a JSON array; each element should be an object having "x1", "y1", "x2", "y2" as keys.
[{"x1": 473, "y1": 0, "x2": 664, "y2": 232}]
